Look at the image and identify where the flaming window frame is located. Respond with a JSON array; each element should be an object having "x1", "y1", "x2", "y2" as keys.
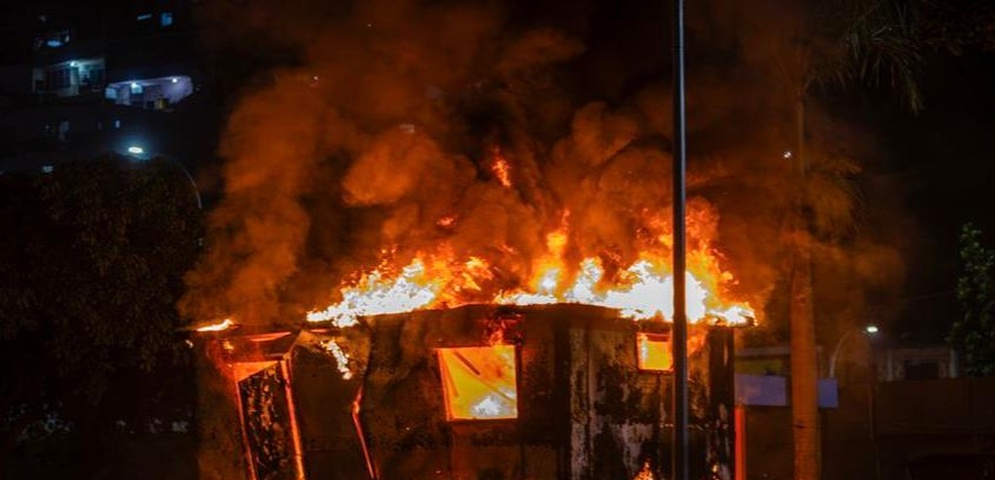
[
  {"x1": 636, "y1": 331, "x2": 673, "y2": 372},
  {"x1": 436, "y1": 344, "x2": 520, "y2": 422}
]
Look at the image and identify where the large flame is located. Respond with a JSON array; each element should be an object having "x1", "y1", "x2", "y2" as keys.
[{"x1": 306, "y1": 211, "x2": 755, "y2": 328}]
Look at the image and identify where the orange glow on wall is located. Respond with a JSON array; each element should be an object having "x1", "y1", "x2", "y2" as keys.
[
  {"x1": 637, "y1": 332, "x2": 673, "y2": 372},
  {"x1": 437, "y1": 345, "x2": 518, "y2": 421},
  {"x1": 735, "y1": 405, "x2": 746, "y2": 480}
]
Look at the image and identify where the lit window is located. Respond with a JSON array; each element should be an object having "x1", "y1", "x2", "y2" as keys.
[
  {"x1": 637, "y1": 332, "x2": 673, "y2": 372},
  {"x1": 160, "y1": 12, "x2": 173, "y2": 27},
  {"x1": 437, "y1": 345, "x2": 518, "y2": 421}
]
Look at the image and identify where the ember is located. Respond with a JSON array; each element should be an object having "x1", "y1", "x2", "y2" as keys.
[
  {"x1": 490, "y1": 146, "x2": 513, "y2": 188},
  {"x1": 320, "y1": 339, "x2": 353, "y2": 380},
  {"x1": 633, "y1": 460, "x2": 656, "y2": 480}
]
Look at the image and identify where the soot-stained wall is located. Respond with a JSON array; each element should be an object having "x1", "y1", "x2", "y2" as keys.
[{"x1": 196, "y1": 304, "x2": 735, "y2": 480}]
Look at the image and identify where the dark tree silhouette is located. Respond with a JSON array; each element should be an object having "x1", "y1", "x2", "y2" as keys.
[
  {"x1": 950, "y1": 223, "x2": 995, "y2": 376},
  {"x1": 0, "y1": 154, "x2": 202, "y2": 476}
]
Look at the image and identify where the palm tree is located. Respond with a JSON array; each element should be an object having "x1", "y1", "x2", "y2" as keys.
[{"x1": 780, "y1": 1, "x2": 922, "y2": 479}]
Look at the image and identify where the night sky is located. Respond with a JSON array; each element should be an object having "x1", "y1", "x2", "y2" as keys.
[{"x1": 876, "y1": 51, "x2": 995, "y2": 342}]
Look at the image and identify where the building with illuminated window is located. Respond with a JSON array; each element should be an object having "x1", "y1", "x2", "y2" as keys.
[{"x1": 0, "y1": 0, "x2": 216, "y2": 175}]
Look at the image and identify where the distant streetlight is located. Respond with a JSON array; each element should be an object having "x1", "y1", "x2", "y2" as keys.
[
  {"x1": 124, "y1": 146, "x2": 202, "y2": 210},
  {"x1": 829, "y1": 325, "x2": 879, "y2": 378}
]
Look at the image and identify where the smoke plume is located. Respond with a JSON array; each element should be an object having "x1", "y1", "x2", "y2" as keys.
[{"x1": 181, "y1": 0, "x2": 906, "y2": 330}]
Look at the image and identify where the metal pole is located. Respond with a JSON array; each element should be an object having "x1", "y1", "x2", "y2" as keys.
[
  {"x1": 671, "y1": 0, "x2": 689, "y2": 478},
  {"x1": 162, "y1": 156, "x2": 203, "y2": 210},
  {"x1": 828, "y1": 330, "x2": 857, "y2": 379}
]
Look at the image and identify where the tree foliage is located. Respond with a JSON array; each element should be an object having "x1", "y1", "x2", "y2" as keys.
[
  {"x1": 810, "y1": 0, "x2": 924, "y2": 112},
  {"x1": 0, "y1": 155, "x2": 202, "y2": 461},
  {"x1": 950, "y1": 223, "x2": 995, "y2": 376},
  {"x1": 782, "y1": 2, "x2": 923, "y2": 479}
]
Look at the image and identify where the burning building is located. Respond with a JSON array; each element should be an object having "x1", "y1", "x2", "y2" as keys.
[
  {"x1": 179, "y1": 2, "x2": 802, "y2": 479},
  {"x1": 195, "y1": 304, "x2": 739, "y2": 480}
]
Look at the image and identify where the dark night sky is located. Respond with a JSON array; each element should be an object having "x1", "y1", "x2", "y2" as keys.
[{"x1": 875, "y1": 52, "x2": 995, "y2": 342}]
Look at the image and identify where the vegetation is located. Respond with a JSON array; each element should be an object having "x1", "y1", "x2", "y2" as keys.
[
  {"x1": 783, "y1": 1, "x2": 923, "y2": 478},
  {"x1": 0, "y1": 155, "x2": 202, "y2": 477},
  {"x1": 950, "y1": 223, "x2": 995, "y2": 376}
]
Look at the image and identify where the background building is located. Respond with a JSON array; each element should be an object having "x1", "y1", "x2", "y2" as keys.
[{"x1": 0, "y1": 0, "x2": 216, "y2": 176}]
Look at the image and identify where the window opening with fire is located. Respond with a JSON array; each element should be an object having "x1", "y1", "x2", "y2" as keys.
[
  {"x1": 637, "y1": 332, "x2": 673, "y2": 372},
  {"x1": 437, "y1": 345, "x2": 519, "y2": 421}
]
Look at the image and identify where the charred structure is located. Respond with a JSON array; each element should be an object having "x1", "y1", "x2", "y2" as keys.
[{"x1": 196, "y1": 304, "x2": 735, "y2": 480}]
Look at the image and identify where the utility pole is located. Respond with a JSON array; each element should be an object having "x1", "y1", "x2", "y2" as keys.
[{"x1": 671, "y1": 0, "x2": 689, "y2": 479}]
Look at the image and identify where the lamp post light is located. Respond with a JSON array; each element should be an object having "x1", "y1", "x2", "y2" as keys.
[
  {"x1": 125, "y1": 145, "x2": 203, "y2": 210},
  {"x1": 829, "y1": 324, "x2": 879, "y2": 379}
]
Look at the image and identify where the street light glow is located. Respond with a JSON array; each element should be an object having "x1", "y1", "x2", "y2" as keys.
[
  {"x1": 127, "y1": 146, "x2": 144, "y2": 155},
  {"x1": 830, "y1": 324, "x2": 881, "y2": 378}
]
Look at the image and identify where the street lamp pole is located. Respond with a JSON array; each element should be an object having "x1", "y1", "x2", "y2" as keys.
[
  {"x1": 671, "y1": 0, "x2": 690, "y2": 479},
  {"x1": 829, "y1": 325, "x2": 879, "y2": 378},
  {"x1": 127, "y1": 147, "x2": 203, "y2": 210},
  {"x1": 159, "y1": 156, "x2": 203, "y2": 210}
]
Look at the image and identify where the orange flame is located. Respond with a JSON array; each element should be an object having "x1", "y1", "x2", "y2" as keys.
[
  {"x1": 308, "y1": 211, "x2": 755, "y2": 327},
  {"x1": 490, "y1": 146, "x2": 512, "y2": 188},
  {"x1": 633, "y1": 460, "x2": 655, "y2": 480},
  {"x1": 437, "y1": 215, "x2": 456, "y2": 228},
  {"x1": 320, "y1": 339, "x2": 353, "y2": 380},
  {"x1": 196, "y1": 318, "x2": 234, "y2": 332}
]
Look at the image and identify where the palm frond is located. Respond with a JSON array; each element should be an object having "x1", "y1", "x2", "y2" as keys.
[{"x1": 811, "y1": 0, "x2": 924, "y2": 112}]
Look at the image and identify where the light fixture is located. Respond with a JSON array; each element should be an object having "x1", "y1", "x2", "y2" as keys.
[
  {"x1": 127, "y1": 146, "x2": 144, "y2": 155},
  {"x1": 171, "y1": 77, "x2": 178, "y2": 84},
  {"x1": 69, "y1": 61, "x2": 77, "y2": 67},
  {"x1": 130, "y1": 82, "x2": 138, "y2": 88},
  {"x1": 865, "y1": 325, "x2": 879, "y2": 334}
]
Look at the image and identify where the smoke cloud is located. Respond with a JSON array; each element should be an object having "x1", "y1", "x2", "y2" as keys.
[{"x1": 181, "y1": 0, "x2": 907, "y2": 331}]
